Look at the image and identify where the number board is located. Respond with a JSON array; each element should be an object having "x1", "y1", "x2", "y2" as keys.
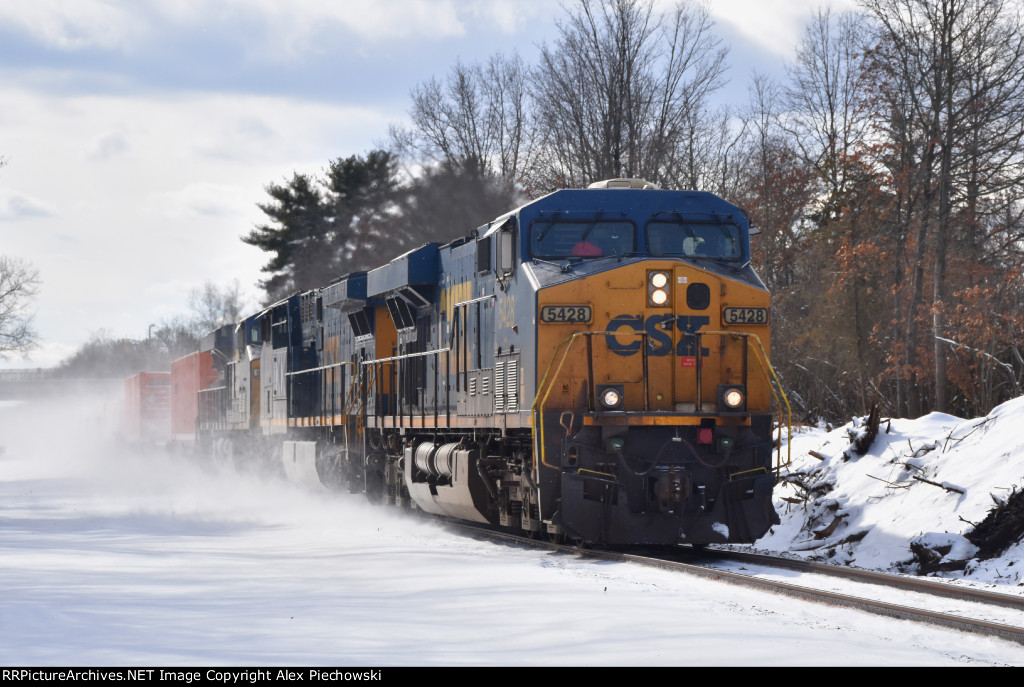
[
  {"x1": 722, "y1": 307, "x2": 769, "y2": 325},
  {"x1": 540, "y1": 305, "x2": 592, "y2": 324}
]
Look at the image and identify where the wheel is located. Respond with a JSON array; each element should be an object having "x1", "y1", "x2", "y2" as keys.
[{"x1": 546, "y1": 529, "x2": 567, "y2": 545}]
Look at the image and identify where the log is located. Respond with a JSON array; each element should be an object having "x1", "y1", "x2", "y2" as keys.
[
  {"x1": 851, "y1": 403, "x2": 880, "y2": 455},
  {"x1": 813, "y1": 515, "x2": 845, "y2": 539}
]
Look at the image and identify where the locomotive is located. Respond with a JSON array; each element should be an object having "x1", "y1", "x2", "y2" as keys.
[{"x1": 168, "y1": 178, "x2": 788, "y2": 546}]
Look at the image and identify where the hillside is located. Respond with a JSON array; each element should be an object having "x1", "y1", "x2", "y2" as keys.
[{"x1": 747, "y1": 396, "x2": 1024, "y2": 589}]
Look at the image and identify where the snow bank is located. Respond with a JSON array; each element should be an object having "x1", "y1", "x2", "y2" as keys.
[{"x1": 750, "y1": 397, "x2": 1024, "y2": 588}]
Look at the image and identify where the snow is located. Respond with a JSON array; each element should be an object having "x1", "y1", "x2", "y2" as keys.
[
  {"x1": 2, "y1": 395, "x2": 1024, "y2": 666},
  {"x1": 758, "y1": 397, "x2": 1024, "y2": 585}
]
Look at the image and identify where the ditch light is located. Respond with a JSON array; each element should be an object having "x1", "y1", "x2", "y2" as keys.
[
  {"x1": 718, "y1": 384, "x2": 746, "y2": 412},
  {"x1": 597, "y1": 384, "x2": 625, "y2": 411}
]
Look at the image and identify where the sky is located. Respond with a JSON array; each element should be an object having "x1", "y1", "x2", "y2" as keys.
[
  {"x1": 0, "y1": 0, "x2": 858, "y2": 370},
  {"x1": 1, "y1": 392, "x2": 1023, "y2": 666}
]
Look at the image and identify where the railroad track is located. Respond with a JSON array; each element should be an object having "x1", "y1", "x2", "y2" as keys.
[
  {"x1": 443, "y1": 521, "x2": 1024, "y2": 646},
  {"x1": 681, "y1": 547, "x2": 1024, "y2": 611}
]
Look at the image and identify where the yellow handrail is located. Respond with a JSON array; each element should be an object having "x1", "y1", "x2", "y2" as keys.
[{"x1": 530, "y1": 330, "x2": 645, "y2": 482}]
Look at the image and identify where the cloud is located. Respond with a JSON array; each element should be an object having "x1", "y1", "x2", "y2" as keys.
[
  {"x1": 0, "y1": 188, "x2": 56, "y2": 220},
  {"x1": 190, "y1": 115, "x2": 277, "y2": 162},
  {"x1": 88, "y1": 131, "x2": 130, "y2": 161},
  {"x1": 0, "y1": 339, "x2": 76, "y2": 368},
  {"x1": 462, "y1": 0, "x2": 550, "y2": 35},
  {"x1": 0, "y1": 0, "x2": 145, "y2": 51},
  {"x1": 290, "y1": 0, "x2": 467, "y2": 40},
  {"x1": 232, "y1": 117, "x2": 274, "y2": 142},
  {"x1": 187, "y1": 101, "x2": 394, "y2": 164},
  {"x1": 707, "y1": 0, "x2": 858, "y2": 59},
  {"x1": 150, "y1": 182, "x2": 254, "y2": 219},
  {"x1": 0, "y1": 1, "x2": 472, "y2": 59},
  {"x1": 207, "y1": 0, "x2": 472, "y2": 62}
]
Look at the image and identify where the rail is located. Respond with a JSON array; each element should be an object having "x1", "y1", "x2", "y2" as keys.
[
  {"x1": 287, "y1": 360, "x2": 357, "y2": 426},
  {"x1": 361, "y1": 348, "x2": 453, "y2": 428},
  {"x1": 197, "y1": 385, "x2": 228, "y2": 431}
]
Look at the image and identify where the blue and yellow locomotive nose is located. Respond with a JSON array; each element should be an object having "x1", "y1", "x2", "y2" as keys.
[
  {"x1": 535, "y1": 259, "x2": 772, "y2": 421},
  {"x1": 531, "y1": 256, "x2": 780, "y2": 545}
]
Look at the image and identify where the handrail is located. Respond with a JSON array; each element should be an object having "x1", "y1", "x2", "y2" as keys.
[
  {"x1": 360, "y1": 348, "x2": 452, "y2": 428},
  {"x1": 286, "y1": 360, "x2": 352, "y2": 376},
  {"x1": 343, "y1": 363, "x2": 363, "y2": 417},
  {"x1": 360, "y1": 348, "x2": 452, "y2": 366},
  {"x1": 743, "y1": 332, "x2": 792, "y2": 473},
  {"x1": 531, "y1": 330, "x2": 647, "y2": 482}
]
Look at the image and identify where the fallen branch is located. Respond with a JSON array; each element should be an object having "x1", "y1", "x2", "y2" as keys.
[
  {"x1": 943, "y1": 418, "x2": 990, "y2": 453},
  {"x1": 913, "y1": 476, "x2": 965, "y2": 494},
  {"x1": 780, "y1": 496, "x2": 806, "y2": 504},
  {"x1": 808, "y1": 450, "x2": 828, "y2": 462},
  {"x1": 867, "y1": 474, "x2": 909, "y2": 489}
]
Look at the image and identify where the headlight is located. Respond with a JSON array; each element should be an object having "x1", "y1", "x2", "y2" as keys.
[{"x1": 648, "y1": 271, "x2": 671, "y2": 307}]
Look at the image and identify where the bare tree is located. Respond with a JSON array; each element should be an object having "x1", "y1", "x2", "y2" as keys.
[
  {"x1": 530, "y1": 0, "x2": 728, "y2": 191},
  {"x1": 783, "y1": 7, "x2": 870, "y2": 222},
  {"x1": 862, "y1": 0, "x2": 1024, "y2": 413},
  {"x1": 150, "y1": 317, "x2": 201, "y2": 361},
  {"x1": 738, "y1": 72, "x2": 817, "y2": 291},
  {"x1": 188, "y1": 280, "x2": 249, "y2": 335},
  {"x1": 0, "y1": 256, "x2": 41, "y2": 356},
  {"x1": 392, "y1": 52, "x2": 535, "y2": 188}
]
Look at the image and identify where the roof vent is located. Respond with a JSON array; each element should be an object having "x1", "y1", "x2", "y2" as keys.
[{"x1": 588, "y1": 178, "x2": 659, "y2": 190}]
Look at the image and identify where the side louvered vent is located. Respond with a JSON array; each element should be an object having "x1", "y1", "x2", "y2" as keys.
[
  {"x1": 493, "y1": 358, "x2": 519, "y2": 414},
  {"x1": 494, "y1": 362, "x2": 505, "y2": 413},
  {"x1": 506, "y1": 360, "x2": 518, "y2": 413}
]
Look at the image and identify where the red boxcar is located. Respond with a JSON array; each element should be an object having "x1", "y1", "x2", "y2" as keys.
[
  {"x1": 170, "y1": 351, "x2": 220, "y2": 444},
  {"x1": 122, "y1": 372, "x2": 171, "y2": 444}
]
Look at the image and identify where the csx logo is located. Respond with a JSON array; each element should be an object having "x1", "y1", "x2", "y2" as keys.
[{"x1": 605, "y1": 314, "x2": 710, "y2": 357}]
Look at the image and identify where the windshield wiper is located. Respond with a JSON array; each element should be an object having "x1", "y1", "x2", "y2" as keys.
[
  {"x1": 688, "y1": 255, "x2": 744, "y2": 273},
  {"x1": 578, "y1": 214, "x2": 604, "y2": 242},
  {"x1": 532, "y1": 257, "x2": 573, "y2": 273}
]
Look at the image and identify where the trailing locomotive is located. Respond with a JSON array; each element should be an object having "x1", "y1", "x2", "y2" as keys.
[{"x1": 171, "y1": 178, "x2": 788, "y2": 546}]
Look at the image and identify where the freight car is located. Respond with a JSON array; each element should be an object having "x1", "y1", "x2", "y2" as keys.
[
  {"x1": 172, "y1": 178, "x2": 789, "y2": 546},
  {"x1": 121, "y1": 371, "x2": 171, "y2": 444}
]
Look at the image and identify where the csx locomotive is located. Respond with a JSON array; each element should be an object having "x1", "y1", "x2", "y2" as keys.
[{"x1": 169, "y1": 178, "x2": 788, "y2": 546}]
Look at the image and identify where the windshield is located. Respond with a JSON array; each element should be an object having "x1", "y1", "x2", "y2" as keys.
[
  {"x1": 530, "y1": 220, "x2": 635, "y2": 259},
  {"x1": 646, "y1": 221, "x2": 743, "y2": 261}
]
